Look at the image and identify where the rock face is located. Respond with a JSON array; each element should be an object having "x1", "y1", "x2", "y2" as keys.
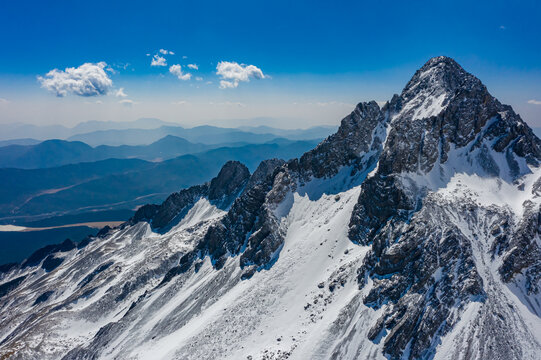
[
  {"x1": 208, "y1": 160, "x2": 250, "y2": 203},
  {"x1": 347, "y1": 56, "x2": 541, "y2": 359},
  {"x1": 376, "y1": 56, "x2": 540, "y2": 177},
  {"x1": 1, "y1": 56, "x2": 540, "y2": 360},
  {"x1": 166, "y1": 159, "x2": 287, "y2": 274},
  {"x1": 296, "y1": 100, "x2": 387, "y2": 180},
  {"x1": 130, "y1": 160, "x2": 250, "y2": 230},
  {"x1": 498, "y1": 201, "x2": 541, "y2": 292}
]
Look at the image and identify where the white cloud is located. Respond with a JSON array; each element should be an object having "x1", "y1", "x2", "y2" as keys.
[
  {"x1": 118, "y1": 99, "x2": 137, "y2": 106},
  {"x1": 38, "y1": 62, "x2": 113, "y2": 97},
  {"x1": 169, "y1": 64, "x2": 191, "y2": 80},
  {"x1": 216, "y1": 61, "x2": 266, "y2": 89},
  {"x1": 528, "y1": 99, "x2": 541, "y2": 105},
  {"x1": 105, "y1": 65, "x2": 116, "y2": 74},
  {"x1": 219, "y1": 80, "x2": 236, "y2": 89},
  {"x1": 187, "y1": 64, "x2": 199, "y2": 70},
  {"x1": 151, "y1": 54, "x2": 167, "y2": 66},
  {"x1": 111, "y1": 62, "x2": 131, "y2": 71},
  {"x1": 159, "y1": 49, "x2": 175, "y2": 55},
  {"x1": 500, "y1": 25, "x2": 506, "y2": 30},
  {"x1": 182, "y1": 55, "x2": 188, "y2": 59},
  {"x1": 195, "y1": 76, "x2": 203, "y2": 81},
  {"x1": 115, "y1": 88, "x2": 128, "y2": 98},
  {"x1": 0, "y1": 98, "x2": 9, "y2": 104},
  {"x1": 172, "y1": 100, "x2": 189, "y2": 105},
  {"x1": 209, "y1": 101, "x2": 246, "y2": 107}
]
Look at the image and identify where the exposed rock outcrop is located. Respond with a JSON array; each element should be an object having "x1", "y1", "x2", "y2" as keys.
[{"x1": 1, "y1": 57, "x2": 540, "y2": 360}]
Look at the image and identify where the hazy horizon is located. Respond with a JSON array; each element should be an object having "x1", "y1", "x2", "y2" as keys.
[{"x1": 0, "y1": 116, "x2": 340, "y2": 131}]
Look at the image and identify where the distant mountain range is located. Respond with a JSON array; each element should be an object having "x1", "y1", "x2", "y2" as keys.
[
  {"x1": 0, "y1": 119, "x2": 337, "y2": 146},
  {"x1": 0, "y1": 135, "x2": 242, "y2": 169},
  {"x1": 66, "y1": 125, "x2": 336, "y2": 146},
  {"x1": 66, "y1": 126, "x2": 281, "y2": 146},
  {"x1": 0, "y1": 138, "x2": 42, "y2": 147},
  {"x1": 0, "y1": 119, "x2": 333, "y2": 229},
  {"x1": 0, "y1": 118, "x2": 177, "y2": 141},
  {"x1": 0, "y1": 139, "x2": 319, "y2": 222},
  {"x1": 237, "y1": 124, "x2": 337, "y2": 137}
]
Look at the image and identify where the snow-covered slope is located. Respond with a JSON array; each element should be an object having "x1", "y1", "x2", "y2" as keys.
[{"x1": 1, "y1": 56, "x2": 540, "y2": 360}]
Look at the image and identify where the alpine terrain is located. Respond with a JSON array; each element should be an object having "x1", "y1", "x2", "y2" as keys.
[{"x1": 1, "y1": 56, "x2": 540, "y2": 360}]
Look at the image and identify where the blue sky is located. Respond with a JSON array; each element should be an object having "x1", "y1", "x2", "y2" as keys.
[{"x1": 1, "y1": 0, "x2": 540, "y2": 128}]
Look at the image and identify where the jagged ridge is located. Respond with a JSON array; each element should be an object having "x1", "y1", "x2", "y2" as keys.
[{"x1": 1, "y1": 56, "x2": 540, "y2": 360}]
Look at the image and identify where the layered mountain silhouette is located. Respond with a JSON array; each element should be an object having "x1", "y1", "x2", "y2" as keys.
[
  {"x1": 0, "y1": 136, "x2": 227, "y2": 169},
  {"x1": 0, "y1": 140, "x2": 318, "y2": 221}
]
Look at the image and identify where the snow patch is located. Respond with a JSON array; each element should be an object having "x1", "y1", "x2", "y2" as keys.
[{"x1": 0, "y1": 225, "x2": 27, "y2": 232}]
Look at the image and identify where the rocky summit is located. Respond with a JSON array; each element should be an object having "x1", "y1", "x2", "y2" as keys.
[{"x1": 1, "y1": 56, "x2": 540, "y2": 360}]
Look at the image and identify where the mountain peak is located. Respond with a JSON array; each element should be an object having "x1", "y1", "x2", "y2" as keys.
[
  {"x1": 415, "y1": 56, "x2": 467, "y2": 78},
  {"x1": 421, "y1": 55, "x2": 460, "y2": 69},
  {"x1": 208, "y1": 160, "x2": 250, "y2": 203},
  {"x1": 371, "y1": 56, "x2": 541, "y2": 179},
  {"x1": 400, "y1": 56, "x2": 483, "y2": 111}
]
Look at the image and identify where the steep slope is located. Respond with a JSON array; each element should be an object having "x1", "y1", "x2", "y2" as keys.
[
  {"x1": 348, "y1": 56, "x2": 541, "y2": 359},
  {"x1": 0, "y1": 57, "x2": 540, "y2": 360}
]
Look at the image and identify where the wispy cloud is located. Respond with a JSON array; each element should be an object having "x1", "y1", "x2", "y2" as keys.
[
  {"x1": 528, "y1": 99, "x2": 541, "y2": 105},
  {"x1": 149, "y1": 49, "x2": 175, "y2": 67},
  {"x1": 159, "y1": 49, "x2": 174, "y2": 55},
  {"x1": 109, "y1": 62, "x2": 132, "y2": 72},
  {"x1": 172, "y1": 100, "x2": 189, "y2": 105},
  {"x1": 209, "y1": 101, "x2": 246, "y2": 107},
  {"x1": 216, "y1": 61, "x2": 266, "y2": 89},
  {"x1": 115, "y1": 88, "x2": 128, "y2": 98},
  {"x1": 151, "y1": 54, "x2": 167, "y2": 67},
  {"x1": 169, "y1": 64, "x2": 191, "y2": 80},
  {"x1": 38, "y1": 62, "x2": 113, "y2": 97},
  {"x1": 187, "y1": 64, "x2": 199, "y2": 70},
  {"x1": 0, "y1": 98, "x2": 9, "y2": 104},
  {"x1": 118, "y1": 99, "x2": 137, "y2": 106},
  {"x1": 105, "y1": 65, "x2": 116, "y2": 74}
]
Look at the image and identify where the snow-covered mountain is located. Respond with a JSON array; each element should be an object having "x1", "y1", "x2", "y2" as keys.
[{"x1": 1, "y1": 56, "x2": 540, "y2": 360}]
